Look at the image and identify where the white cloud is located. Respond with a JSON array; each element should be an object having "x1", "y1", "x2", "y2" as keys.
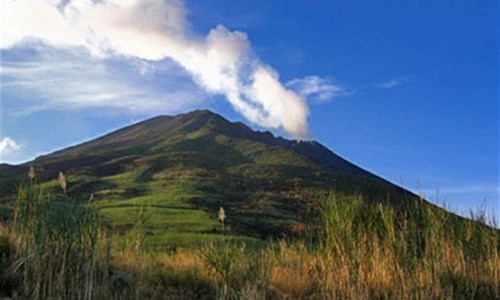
[
  {"x1": 1, "y1": 47, "x2": 204, "y2": 116},
  {"x1": 374, "y1": 75, "x2": 416, "y2": 89},
  {"x1": 286, "y1": 76, "x2": 346, "y2": 103},
  {"x1": 1, "y1": 0, "x2": 311, "y2": 139},
  {"x1": 0, "y1": 137, "x2": 23, "y2": 159}
]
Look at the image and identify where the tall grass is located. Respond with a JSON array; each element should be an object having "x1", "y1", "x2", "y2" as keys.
[
  {"x1": 1, "y1": 182, "x2": 498, "y2": 299},
  {"x1": 200, "y1": 241, "x2": 271, "y2": 299},
  {"x1": 307, "y1": 194, "x2": 499, "y2": 298},
  {"x1": 1, "y1": 180, "x2": 112, "y2": 299},
  {"x1": 198, "y1": 193, "x2": 499, "y2": 299}
]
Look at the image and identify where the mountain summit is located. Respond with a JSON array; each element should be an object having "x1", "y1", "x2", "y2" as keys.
[
  {"x1": 1, "y1": 110, "x2": 418, "y2": 241},
  {"x1": 37, "y1": 110, "x2": 368, "y2": 176}
]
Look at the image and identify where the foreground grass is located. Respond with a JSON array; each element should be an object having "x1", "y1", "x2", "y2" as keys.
[{"x1": 1, "y1": 182, "x2": 498, "y2": 299}]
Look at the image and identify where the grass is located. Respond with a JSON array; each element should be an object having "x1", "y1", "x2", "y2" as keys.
[
  {"x1": 2, "y1": 111, "x2": 497, "y2": 298},
  {"x1": 1, "y1": 179, "x2": 498, "y2": 299},
  {"x1": 1, "y1": 181, "x2": 111, "y2": 299},
  {"x1": 0, "y1": 124, "x2": 404, "y2": 247}
]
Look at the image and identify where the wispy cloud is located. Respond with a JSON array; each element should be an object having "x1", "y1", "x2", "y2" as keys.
[
  {"x1": 1, "y1": 0, "x2": 312, "y2": 139},
  {"x1": 374, "y1": 75, "x2": 416, "y2": 89},
  {"x1": 0, "y1": 137, "x2": 23, "y2": 160},
  {"x1": 1, "y1": 46, "x2": 204, "y2": 116},
  {"x1": 286, "y1": 76, "x2": 347, "y2": 103}
]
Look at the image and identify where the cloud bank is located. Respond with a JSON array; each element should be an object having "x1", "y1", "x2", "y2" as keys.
[
  {"x1": 0, "y1": 137, "x2": 23, "y2": 159},
  {"x1": 2, "y1": 0, "x2": 310, "y2": 138},
  {"x1": 1, "y1": 48, "x2": 204, "y2": 116}
]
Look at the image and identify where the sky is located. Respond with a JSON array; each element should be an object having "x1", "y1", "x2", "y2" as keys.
[{"x1": 1, "y1": 0, "x2": 498, "y2": 222}]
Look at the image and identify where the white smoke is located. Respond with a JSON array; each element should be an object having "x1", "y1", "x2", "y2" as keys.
[{"x1": 1, "y1": 0, "x2": 310, "y2": 139}]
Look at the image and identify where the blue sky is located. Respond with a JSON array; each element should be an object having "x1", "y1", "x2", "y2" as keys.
[{"x1": 1, "y1": 0, "x2": 498, "y2": 222}]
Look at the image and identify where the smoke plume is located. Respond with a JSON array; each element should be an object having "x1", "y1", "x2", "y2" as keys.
[{"x1": 2, "y1": 0, "x2": 309, "y2": 138}]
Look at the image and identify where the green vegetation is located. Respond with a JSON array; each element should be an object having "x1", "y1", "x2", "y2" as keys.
[
  {"x1": 0, "y1": 110, "x2": 407, "y2": 246},
  {"x1": 1, "y1": 111, "x2": 498, "y2": 298},
  {"x1": 1, "y1": 181, "x2": 111, "y2": 299},
  {"x1": 1, "y1": 181, "x2": 498, "y2": 299}
]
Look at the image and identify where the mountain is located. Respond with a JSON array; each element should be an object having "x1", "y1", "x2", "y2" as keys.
[{"x1": 0, "y1": 110, "x2": 426, "y2": 246}]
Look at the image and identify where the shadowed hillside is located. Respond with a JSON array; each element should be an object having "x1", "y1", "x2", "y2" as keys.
[{"x1": 0, "y1": 110, "x2": 465, "y2": 245}]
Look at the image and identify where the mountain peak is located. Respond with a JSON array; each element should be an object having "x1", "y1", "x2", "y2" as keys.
[
  {"x1": 0, "y1": 108, "x2": 429, "y2": 240},
  {"x1": 35, "y1": 109, "x2": 369, "y2": 179},
  {"x1": 174, "y1": 109, "x2": 232, "y2": 131}
]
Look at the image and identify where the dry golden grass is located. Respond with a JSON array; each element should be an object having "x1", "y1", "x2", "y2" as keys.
[{"x1": 1, "y1": 183, "x2": 499, "y2": 299}]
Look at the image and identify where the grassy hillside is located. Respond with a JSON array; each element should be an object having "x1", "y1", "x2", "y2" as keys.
[
  {"x1": 0, "y1": 182, "x2": 498, "y2": 299},
  {"x1": 0, "y1": 110, "x2": 498, "y2": 298},
  {"x1": 0, "y1": 110, "x2": 414, "y2": 248}
]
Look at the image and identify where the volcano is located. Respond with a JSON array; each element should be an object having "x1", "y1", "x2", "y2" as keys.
[{"x1": 0, "y1": 110, "x2": 434, "y2": 244}]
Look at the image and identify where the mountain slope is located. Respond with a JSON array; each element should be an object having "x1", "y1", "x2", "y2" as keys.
[
  {"x1": 37, "y1": 110, "x2": 367, "y2": 175},
  {"x1": 0, "y1": 110, "x2": 423, "y2": 245}
]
